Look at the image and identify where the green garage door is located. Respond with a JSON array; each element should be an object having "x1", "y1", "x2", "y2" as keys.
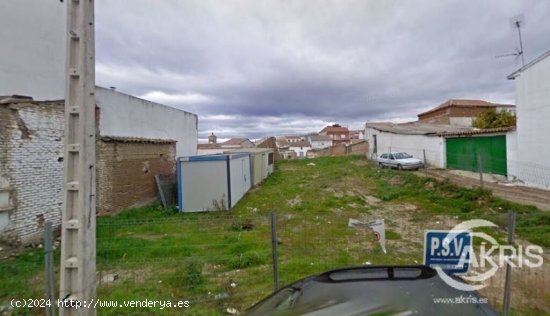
[{"x1": 446, "y1": 136, "x2": 507, "y2": 176}]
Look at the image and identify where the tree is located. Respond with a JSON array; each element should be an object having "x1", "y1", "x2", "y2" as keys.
[{"x1": 472, "y1": 109, "x2": 516, "y2": 129}]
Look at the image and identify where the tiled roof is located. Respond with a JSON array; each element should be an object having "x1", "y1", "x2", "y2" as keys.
[
  {"x1": 275, "y1": 139, "x2": 290, "y2": 148},
  {"x1": 365, "y1": 122, "x2": 513, "y2": 137},
  {"x1": 320, "y1": 126, "x2": 349, "y2": 133},
  {"x1": 101, "y1": 136, "x2": 176, "y2": 144},
  {"x1": 437, "y1": 126, "x2": 515, "y2": 137}
]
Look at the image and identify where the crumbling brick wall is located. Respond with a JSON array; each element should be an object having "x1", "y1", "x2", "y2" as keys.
[
  {"x1": 0, "y1": 100, "x2": 65, "y2": 245},
  {"x1": 96, "y1": 137, "x2": 176, "y2": 214},
  {"x1": 0, "y1": 100, "x2": 178, "y2": 244}
]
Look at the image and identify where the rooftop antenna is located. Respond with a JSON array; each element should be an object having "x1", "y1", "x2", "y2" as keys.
[{"x1": 495, "y1": 14, "x2": 525, "y2": 66}]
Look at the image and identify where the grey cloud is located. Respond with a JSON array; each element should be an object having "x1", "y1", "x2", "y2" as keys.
[{"x1": 94, "y1": 0, "x2": 550, "y2": 139}]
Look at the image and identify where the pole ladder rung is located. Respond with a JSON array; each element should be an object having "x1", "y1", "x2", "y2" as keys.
[
  {"x1": 65, "y1": 219, "x2": 80, "y2": 230},
  {"x1": 65, "y1": 257, "x2": 78, "y2": 268},
  {"x1": 66, "y1": 181, "x2": 79, "y2": 191},
  {"x1": 68, "y1": 106, "x2": 80, "y2": 114},
  {"x1": 69, "y1": 68, "x2": 80, "y2": 77},
  {"x1": 67, "y1": 144, "x2": 80, "y2": 152}
]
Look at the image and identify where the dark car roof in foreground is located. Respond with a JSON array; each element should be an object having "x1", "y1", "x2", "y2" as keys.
[{"x1": 246, "y1": 265, "x2": 498, "y2": 316}]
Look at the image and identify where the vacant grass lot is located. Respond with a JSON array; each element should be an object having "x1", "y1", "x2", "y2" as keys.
[{"x1": 1, "y1": 155, "x2": 548, "y2": 315}]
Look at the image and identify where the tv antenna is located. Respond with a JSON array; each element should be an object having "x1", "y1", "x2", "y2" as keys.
[{"x1": 495, "y1": 15, "x2": 525, "y2": 66}]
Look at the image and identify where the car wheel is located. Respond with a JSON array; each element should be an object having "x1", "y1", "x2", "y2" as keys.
[
  {"x1": 397, "y1": 164, "x2": 403, "y2": 170},
  {"x1": 378, "y1": 162, "x2": 384, "y2": 168}
]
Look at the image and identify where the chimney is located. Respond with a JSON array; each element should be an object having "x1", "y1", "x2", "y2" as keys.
[{"x1": 208, "y1": 132, "x2": 217, "y2": 144}]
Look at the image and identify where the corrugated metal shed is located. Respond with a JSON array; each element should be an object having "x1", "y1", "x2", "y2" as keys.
[{"x1": 177, "y1": 153, "x2": 251, "y2": 212}]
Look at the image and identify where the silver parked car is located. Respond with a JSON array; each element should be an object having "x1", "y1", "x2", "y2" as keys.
[{"x1": 376, "y1": 152, "x2": 424, "y2": 170}]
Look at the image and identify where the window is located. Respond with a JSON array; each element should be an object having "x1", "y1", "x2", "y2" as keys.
[
  {"x1": 381, "y1": 154, "x2": 387, "y2": 159},
  {"x1": 268, "y1": 153, "x2": 274, "y2": 165}
]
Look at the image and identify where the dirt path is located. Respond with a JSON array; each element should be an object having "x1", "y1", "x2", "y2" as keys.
[{"x1": 415, "y1": 169, "x2": 550, "y2": 211}]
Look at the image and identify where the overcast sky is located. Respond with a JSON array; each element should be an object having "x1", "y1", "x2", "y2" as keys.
[{"x1": 94, "y1": 0, "x2": 550, "y2": 141}]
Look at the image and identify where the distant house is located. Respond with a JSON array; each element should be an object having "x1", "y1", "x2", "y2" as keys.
[
  {"x1": 306, "y1": 134, "x2": 333, "y2": 149},
  {"x1": 417, "y1": 99, "x2": 515, "y2": 127},
  {"x1": 197, "y1": 134, "x2": 255, "y2": 155},
  {"x1": 289, "y1": 141, "x2": 312, "y2": 159},
  {"x1": 364, "y1": 122, "x2": 514, "y2": 176},
  {"x1": 256, "y1": 136, "x2": 281, "y2": 160},
  {"x1": 349, "y1": 129, "x2": 365, "y2": 140},
  {"x1": 319, "y1": 124, "x2": 350, "y2": 145},
  {"x1": 274, "y1": 137, "x2": 295, "y2": 159},
  {"x1": 285, "y1": 135, "x2": 304, "y2": 143},
  {"x1": 507, "y1": 50, "x2": 550, "y2": 189},
  {"x1": 222, "y1": 138, "x2": 255, "y2": 148}
]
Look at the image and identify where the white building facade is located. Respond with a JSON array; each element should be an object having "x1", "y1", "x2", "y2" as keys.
[
  {"x1": 507, "y1": 51, "x2": 550, "y2": 189},
  {"x1": 289, "y1": 141, "x2": 312, "y2": 159},
  {"x1": 96, "y1": 87, "x2": 197, "y2": 157},
  {"x1": 307, "y1": 135, "x2": 333, "y2": 150},
  {"x1": 364, "y1": 124, "x2": 446, "y2": 167}
]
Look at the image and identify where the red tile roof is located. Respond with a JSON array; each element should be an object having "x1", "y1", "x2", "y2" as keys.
[{"x1": 320, "y1": 126, "x2": 350, "y2": 133}]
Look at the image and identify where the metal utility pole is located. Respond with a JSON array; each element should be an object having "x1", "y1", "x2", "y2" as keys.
[{"x1": 59, "y1": 0, "x2": 96, "y2": 314}]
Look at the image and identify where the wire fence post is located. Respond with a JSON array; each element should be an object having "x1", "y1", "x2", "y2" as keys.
[
  {"x1": 477, "y1": 153, "x2": 484, "y2": 189},
  {"x1": 44, "y1": 221, "x2": 55, "y2": 316},
  {"x1": 503, "y1": 211, "x2": 516, "y2": 316},
  {"x1": 270, "y1": 211, "x2": 279, "y2": 292},
  {"x1": 423, "y1": 149, "x2": 428, "y2": 176}
]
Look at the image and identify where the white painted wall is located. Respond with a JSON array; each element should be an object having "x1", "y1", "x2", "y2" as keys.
[
  {"x1": 364, "y1": 126, "x2": 446, "y2": 167},
  {"x1": 506, "y1": 130, "x2": 519, "y2": 181},
  {"x1": 0, "y1": 1, "x2": 66, "y2": 100},
  {"x1": 289, "y1": 145, "x2": 311, "y2": 159},
  {"x1": 511, "y1": 54, "x2": 550, "y2": 189},
  {"x1": 96, "y1": 87, "x2": 198, "y2": 157},
  {"x1": 309, "y1": 140, "x2": 332, "y2": 149}
]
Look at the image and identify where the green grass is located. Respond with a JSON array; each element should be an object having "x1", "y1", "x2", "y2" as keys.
[{"x1": 1, "y1": 155, "x2": 548, "y2": 315}]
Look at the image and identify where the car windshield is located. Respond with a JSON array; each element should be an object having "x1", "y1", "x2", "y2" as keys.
[{"x1": 393, "y1": 152, "x2": 412, "y2": 159}]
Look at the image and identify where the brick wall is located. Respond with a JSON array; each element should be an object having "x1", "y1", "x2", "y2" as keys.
[
  {"x1": 419, "y1": 106, "x2": 494, "y2": 124},
  {"x1": 449, "y1": 106, "x2": 493, "y2": 117},
  {"x1": 1, "y1": 101, "x2": 178, "y2": 244},
  {"x1": 308, "y1": 141, "x2": 368, "y2": 158},
  {"x1": 0, "y1": 101, "x2": 65, "y2": 245},
  {"x1": 96, "y1": 138, "x2": 176, "y2": 214},
  {"x1": 418, "y1": 108, "x2": 451, "y2": 124}
]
